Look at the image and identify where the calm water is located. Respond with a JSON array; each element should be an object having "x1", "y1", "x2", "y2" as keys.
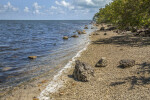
[{"x1": 0, "y1": 20, "x2": 94, "y2": 89}]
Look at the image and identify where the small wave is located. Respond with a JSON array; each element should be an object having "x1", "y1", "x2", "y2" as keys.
[{"x1": 39, "y1": 42, "x2": 90, "y2": 100}]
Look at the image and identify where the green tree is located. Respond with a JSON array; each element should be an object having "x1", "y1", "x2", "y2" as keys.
[{"x1": 93, "y1": 0, "x2": 150, "y2": 29}]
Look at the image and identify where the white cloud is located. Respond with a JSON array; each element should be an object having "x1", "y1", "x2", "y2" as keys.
[
  {"x1": 54, "y1": 0, "x2": 112, "y2": 15},
  {"x1": 48, "y1": 6, "x2": 65, "y2": 15},
  {"x1": 50, "y1": 6, "x2": 57, "y2": 10},
  {"x1": 60, "y1": 1, "x2": 70, "y2": 7},
  {"x1": 0, "y1": 2, "x2": 18, "y2": 13},
  {"x1": 33, "y1": 2, "x2": 41, "y2": 10},
  {"x1": 33, "y1": 9, "x2": 40, "y2": 14},
  {"x1": 74, "y1": 0, "x2": 112, "y2": 8},
  {"x1": 85, "y1": 0, "x2": 94, "y2": 5},
  {"x1": 55, "y1": 0, "x2": 74, "y2": 10},
  {"x1": 68, "y1": 0, "x2": 112, "y2": 15},
  {"x1": 24, "y1": 7, "x2": 29, "y2": 12},
  {"x1": 32, "y1": 2, "x2": 42, "y2": 14},
  {"x1": 55, "y1": 1, "x2": 60, "y2": 6}
]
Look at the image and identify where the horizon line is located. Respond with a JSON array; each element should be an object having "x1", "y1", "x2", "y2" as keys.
[{"x1": 0, "y1": 19, "x2": 92, "y2": 21}]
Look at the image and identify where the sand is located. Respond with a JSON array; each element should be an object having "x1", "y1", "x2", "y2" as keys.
[
  {"x1": 50, "y1": 25, "x2": 150, "y2": 100},
  {"x1": 1, "y1": 24, "x2": 150, "y2": 100}
]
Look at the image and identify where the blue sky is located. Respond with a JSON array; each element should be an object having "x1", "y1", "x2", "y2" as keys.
[{"x1": 0, "y1": 0, "x2": 112, "y2": 20}]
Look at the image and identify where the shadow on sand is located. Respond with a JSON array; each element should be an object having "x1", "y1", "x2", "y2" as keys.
[
  {"x1": 92, "y1": 35, "x2": 150, "y2": 47},
  {"x1": 110, "y1": 62, "x2": 150, "y2": 90}
]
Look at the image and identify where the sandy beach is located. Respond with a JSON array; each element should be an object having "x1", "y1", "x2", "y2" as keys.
[{"x1": 50, "y1": 25, "x2": 150, "y2": 100}]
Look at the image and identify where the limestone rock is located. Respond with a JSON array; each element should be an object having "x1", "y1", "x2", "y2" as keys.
[
  {"x1": 73, "y1": 60, "x2": 94, "y2": 82},
  {"x1": 100, "y1": 27, "x2": 105, "y2": 31},
  {"x1": 63, "y1": 36, "x2": 68, "y2": 39},
  {"x1": 95, "y1": 57, "x2": 108, "y2": 67},
  {"x1": 77, "y1": 31, "x2": 82, "y2": 34},
  {"x1": 77, "y1": 30, "x2": 86, "y2": 34},
  {"x1": 71, "y1": 35, "x2": 78, "y2": 38},
  {"x1": 28, "y1": 56, "x2": 37, "y2": 59},
  {"x1": 119, "y1": 59, "x2": 135, "y2": 68},
  {"x1": 84, "y1": 26, "x2": 88, "y2": 29}
]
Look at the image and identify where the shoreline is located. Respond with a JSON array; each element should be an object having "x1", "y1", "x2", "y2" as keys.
[
  {"x1": 39, "y1": 41, "x2": 90, "y2": 100},
  {"x1": 39, "y1": 26, "x2": 97, "y2": 100}
]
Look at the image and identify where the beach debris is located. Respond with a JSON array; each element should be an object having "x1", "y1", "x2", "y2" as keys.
[
  {"x1": 104, "y1": 33, "x2": 107, "y2": 35},
  {"x1": 100, "y1": 27, "x2": 105, "y2": 31},
  {"x1": 28, "y1": 56, "x2": 37, "y2": 59},
  {"x1": 2, "y1": 67, "x2": 12, "y2": 71},
  {"x1": 119, "y1": 59, "x2": 135, "y2": 68},
  {"x1": 71, "y1": 35, "x2": 79, "y2": 38},
  {"x1": 63, "y1": 36, "x2": 69, "y2": 40},
  {"x1": 73, "y1": 60, "x2": 94, "y2": 82},
  {"x1": 95, "y1": 57, "x2": 108, "y2": 67}
]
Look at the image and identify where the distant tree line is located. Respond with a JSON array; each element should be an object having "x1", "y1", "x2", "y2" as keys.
[{"x1": 93, "y1": 0, "x2": 150, "y2": 30}]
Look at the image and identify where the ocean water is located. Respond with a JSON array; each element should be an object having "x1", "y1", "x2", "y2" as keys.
[{"x1": 0, "y1": 20, "x2": 95, "y2": 90}]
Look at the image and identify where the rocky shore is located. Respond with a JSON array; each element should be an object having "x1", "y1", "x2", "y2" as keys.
[
  {"x1": 50, "y1": 24, "x2": 150, "y2": 100},
  {"x1": 1, "y1": 24, "x2": 150, "y2": 100}
]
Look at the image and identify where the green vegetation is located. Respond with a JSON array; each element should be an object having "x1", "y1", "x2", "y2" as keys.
[{"x1": 93, "y1": 0, "x2": 150, "y2": 29}]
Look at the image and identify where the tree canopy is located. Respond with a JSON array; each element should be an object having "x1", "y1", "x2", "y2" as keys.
[{"x1": 93, "y1": 0, "x2": 150, "y2": 29}]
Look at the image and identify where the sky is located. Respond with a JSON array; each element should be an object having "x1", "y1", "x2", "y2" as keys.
[{"x1": 0, "y1": 0, "x2": 112, "y2": 20}]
